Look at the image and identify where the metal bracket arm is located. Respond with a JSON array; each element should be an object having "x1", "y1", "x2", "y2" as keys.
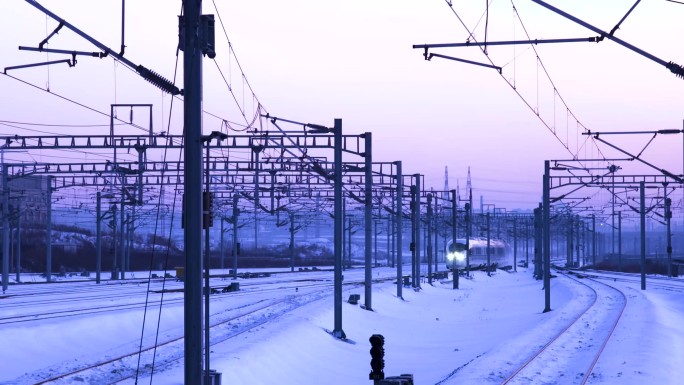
[
  {"x1": 413, "y1": 36, "x2": 599, "y2": 50},
  {"x1": 531, "y1": 0, "x2": 684, "y2": 79},
  {"x1": 23, "y1": 0, "x2": 181, "y2": 95},
  {"x1": 39, "y1": 21, "x2": 63, "y2": 49},
  {"x1": 426, "y1": 52, "x2": 502, "y2": 73},
  {"x1": 592, "y1": 135, "x2": 683, "y2": 183},
  {"x1": 4, "y1": 58, "x2": 75, "y2": 74},
  {"x1": 19, "y1": 46, "x2": 107, "y2": 58}
]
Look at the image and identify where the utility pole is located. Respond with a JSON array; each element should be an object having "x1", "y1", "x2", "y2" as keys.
[
  {"x1": 434, "y1": 201, "x2": 439, "y2": 274},
  {"x1": 220, "y1": 215, "x2": 225, "y2": 270},
  {"x1": 640, "y1": 181, "x2": 646, "y2": 290},
  {"x1": 46, "y1": 175, "x2": 53, "y2": 283},
  {"x1": 347, "y1": 217, "x2": 353, "y2": 269},
  {"x1": 364, "y1": 132, "x2": 373, "y2": 310},
  {"x1": 575, "y1": 215, "x2": 580, "y2": 267},
  {"x1": 15, "y1": 207, "x2": 21, "y2": 282},
  {"x1": 452, "y1": 190, "x2": 456, "y2": 289},
  {"x1": 427, "y1": 193, "x2": 433, "y2": 285},
  {"x1": 513, "y1": 217, "x2": 517, "y2": 272},
  {"x1": 618, "y1": 211, "x2": 622, "y2": 272},
  {"x1": 119, "y1": 180, "x2": 125, "y2": 279},
  {"x1": 232, "y1": 194, "x2": 239, "y2": 280},
  {"x1": 665, "y1": 189, "x2": 673, "y2": 277},
  {"x1": 96, "y1": 192, "x2": 102, "y2": 284},
  {"x1": 254, "y1": 148, "x2": 260, "y2": 250},
  {"x1": 395, "y1": 161, "x2": 403, "y2": 299},
  {"x1": 543, "y1": 160, "x2": 551, "y2": 313},
  {"x1": 2, "y1": 165, "x2": 8, "y2": 293},
  {"x1": 111, "y1": 205, "x2": 117, "y2": 279},
  {"x1": 387, "y1": 216, "x2": 391, "y2": 268},
  {"x1": 525, "y1": 218, "x2": 530, "y2": 268},
  {"x1": 410, "y1": 185, "x2": 417, "y2": 288},
  {"x1": 467, "y1": 186, "x2": 472, "y2": 278},
  {"x1": 534, "y1": 205, "x2": 542, "y2": 280},
  {"x1": 342, "y1": 197, "x2": 346, "y2": 271},
  {"x1": 592, "y1": 214, "x2": 596, "y2": 266},
  {"x1": 486, "y1": 212, "x2": 491, "y2": 277},
  {"x1": 289, "y1": 210, "x2": 295, "y2": 272},
  {"x1": 567, "y1": 215, "x2": 573, "y2": 267},
  {"x1": 182, "y1": 0, "x2": 204, "y2": 380},
  {"x1": 332, "y1": 118, "x2": 345, "y2": 339},
  {"x1": 374, "y1": 220, "x2": 379, "y2": 268},
  {"x1": 414, "y1": 174, "x2": 421, "y2": 288}
]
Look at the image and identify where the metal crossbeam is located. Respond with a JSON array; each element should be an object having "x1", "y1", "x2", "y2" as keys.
[
  {"x1": 550, "y1": 174, "x2": 680, "y2": 189},
  {"x1": 0, "y1": 133, "x2": 368, "y2": 155}
]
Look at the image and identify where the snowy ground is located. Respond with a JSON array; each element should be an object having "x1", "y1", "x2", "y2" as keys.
[{"x1": 1, "y1": 265, "x2": 683, "y2": 384}]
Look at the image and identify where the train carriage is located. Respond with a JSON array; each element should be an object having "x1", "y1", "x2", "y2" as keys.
[{"x1": 445, "y1": 237, "x2": 511, "y2": 270}]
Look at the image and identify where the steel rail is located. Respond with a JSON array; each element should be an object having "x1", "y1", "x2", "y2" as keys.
[{"x1": 500, "y1": 271, "x2": 627, "y2": 384}]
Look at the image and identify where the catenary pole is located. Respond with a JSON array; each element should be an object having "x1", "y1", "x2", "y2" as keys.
[
  {"x1": 618, "y1": 211, "x2": 622, "y2": 272},
  {"x1": 96, "y1": 192, "x2": 101, "y2": 284},
  {"x1": 364, "y1": 132, "x2": 373, "y2": 310},
  {"x1": 414, "y1": 174, "x2": 421, "y2": 288},
  {"x1": 395, "y1": 161, "x2": 403, "y2": 299},
  {"x1": 232, "y1": 194, "x2": 239, "y2": 280},
  {"x1": 182, "y1": 0, "x2": 204, "y2": 381},
  {"x1": 543, "y1": 161, "x2": 551, "y2": 312},
  {"x1": 2, "y1": 165, "x2": 8, "y2": 293},
  {"x1": 410, "y1": 185, "x2": 417, "y2": 288},
  {"x1": 486, "y1": 212, "x2": 491, "y2": 277},
  {"x1": 46, "y1": 175, "x2": 52, "y2": 283},
  {"x1": 16, "y1": 210, "x2": 21, "y2": 282},
  {"x1": 332, "y1": 119, "x2": 345, "y2": 338},
  {"x1": 427, "y1": 193, "x2": 433, "y2": 285},
  {"x1": 665, "y1": 187, "x2": 672, "y2": 277},
  {"x1": 513, "y1": 217, "x2": 517, "y2": 272},
  {"x1": 640, "y1": 181, "x2": 646, "y2": 290}
]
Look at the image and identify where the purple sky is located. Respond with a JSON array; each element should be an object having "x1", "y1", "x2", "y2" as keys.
[{"x1": 0, "y1": 0, "x2": 682, "y2": 211}]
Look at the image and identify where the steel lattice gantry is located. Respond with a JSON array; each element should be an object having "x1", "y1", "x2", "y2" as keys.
[
  {"x1": 540, "y1": 159, "x2": 683, "y2": 312},
  {"x1": 1, "y1": 131, "x2": 410, "y2": 339}
]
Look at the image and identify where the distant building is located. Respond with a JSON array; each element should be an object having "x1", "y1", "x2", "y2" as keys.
[{"x1": 5, "y1": 175, "x2": 50, "y2": 226}]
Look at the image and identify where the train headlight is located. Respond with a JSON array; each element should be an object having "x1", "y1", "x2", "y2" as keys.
[{"x1": 447, "y1": 252, "x2": 466, "y2": 261}]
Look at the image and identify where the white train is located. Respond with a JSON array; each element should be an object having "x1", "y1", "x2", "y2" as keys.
[{"x1": 445, "y1": 237, "x2": 511, "y2": 270}]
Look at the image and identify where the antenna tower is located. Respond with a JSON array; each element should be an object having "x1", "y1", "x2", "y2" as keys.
[{"x1": 443, "y1": 166, "x2": 449, "y2": 201}]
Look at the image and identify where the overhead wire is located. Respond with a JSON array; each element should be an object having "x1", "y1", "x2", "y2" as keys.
[
  {"x1": 441, "y1": 0, "x2": 607, "y2": 170},
  {"x1": 0, "y1": 72, "x2": 151, "y2": 134},
  {"x1": 210, "y1": 0, "x2": 265, "y2": 130},
  {"x1": 135, "y1": 18, "x2": 184, "y2": 382},
  {"x1": 508, "y1": 1, "x2": 607, "y2": 162},
  {"x1": 0, "y1": 119, "x2": 126, "y2": 128}
]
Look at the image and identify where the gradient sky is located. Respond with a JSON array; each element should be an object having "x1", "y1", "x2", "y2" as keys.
[{"x1": 0, "y1": 0, "x2": 682, "y2": 213}]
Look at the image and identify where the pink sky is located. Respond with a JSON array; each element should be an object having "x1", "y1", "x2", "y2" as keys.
[{"x1": 0, "y1": 0, "x2": 682, "y2": 211}]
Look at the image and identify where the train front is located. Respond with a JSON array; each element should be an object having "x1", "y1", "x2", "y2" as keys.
[{"x1": 445, "y1": 240, "x2": 468, "y2": 270}]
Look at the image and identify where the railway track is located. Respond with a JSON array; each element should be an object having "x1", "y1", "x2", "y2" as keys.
[
  {"x1": 0, "y1": 278, "x2": 339, "y2": 325},
  {"x1": 11, "y1": 275, "x2": 394, "y2": 384},
  {"x1": 500, "y1": 271, "x2": 627, "y2": 385},
  {"x1": 574, "y1": 269, "x2": 684, "y2": 292},
  {"x1": 28, "y1": 296, "x2": 299, "y2": 384}
]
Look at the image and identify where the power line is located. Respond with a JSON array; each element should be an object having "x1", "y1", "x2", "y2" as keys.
[
  {"x1": 0, "y1": 119, "x2": 124, "y2": 128},
  {"x1": 438, "y1": 0, "x2": 606, "y2": 169}
]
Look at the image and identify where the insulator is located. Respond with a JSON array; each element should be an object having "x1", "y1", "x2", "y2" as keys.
[
  {"x1": 666, "y1": 61, "x2": 684, "y2": 79},
  {"x1": 136, "y1": 65, "x2": 182, "y2": 95}
]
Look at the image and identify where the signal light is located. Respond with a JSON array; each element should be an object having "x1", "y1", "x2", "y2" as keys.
[
  {"x1": 369, "y1": 334, "x2": 385, "y2": 381},
  {"x1": 203, "y1": 191, "x2": 214, "y2": 228},
  {"x1": 665, "y1": 198, "x2": 672, "y2": 219}
]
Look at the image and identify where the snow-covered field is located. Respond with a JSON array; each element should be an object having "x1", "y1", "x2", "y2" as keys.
[{"x1": 1, "y1": 265, "x2": 682, "y2": 384}]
